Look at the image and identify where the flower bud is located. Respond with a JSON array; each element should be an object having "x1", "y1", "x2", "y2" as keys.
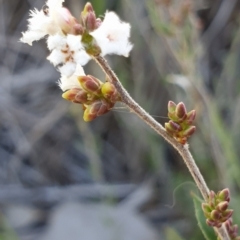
[
  {"x1": 78, "y1": 75, "x2": 102, "y2": 95},
  {"x1": 209, "y1": 190, "x2": 216, "y2": 201},
  {"x1": 169, "y1": 120, "x2": 182, "y2": 131},
  {"x1": 211, "y1": 210, "x2": 221, "y2": 220},
  {"x1": 81, "y1": 2, "x2": 98, "y2": 32},
  {"x1": 85, "y1": 12, "x2": 97, "y2": 32},
  {"x1": 62, "y1": 88, "x2": 81, "y2": 101},
  {"x1": 206, "y1": 219, "x2": 217, "y2": 227},
  {"x1": 218, "y1": 188, "x2": 230, "y2": 202},
  {"x1": 216, "y1": 201, "x2": 229, "y2": 212},
  {"x1": 232, "y1": 225, "x2": 238, "y2": 236},
  {"x1": 73, "y1": 23, "x2": 84, "y2": 35},
  {"x1": 74, "y1": 89, "x2": 89, "y2": 103},
  {"x1": 202, "y1": 203, "x2": 212, "y2": 213},
  {"x1": 84, "y1": 2, "x2": 94, "y2": 13},
  {"x1": 168, "y1": 101, "x2": 176, "y2": 114},
  {"x1": 54, "y1": 7, "x2": 81, "y2": 35},
  {"x1": 175, "y1": 102, "x2": 187, "y2": 121},
  {"x1": 83, "y1": 100, "x2": 111, "y2": 122},
  {"x1": 165, "y1": 122, "x2": 175, "y2": 135},
  {"x1": 182, "y1": 125, "x2": 196, "y2": 137},
  {"x1": 101, "y1": 82, "x2": 119, "y2": 102},
  {"x1": 222, "y1": 209, "x2": 233, "y2": 219},
  {"x1": 186, "y1": 110, "x2": 196, "y2": 125}
]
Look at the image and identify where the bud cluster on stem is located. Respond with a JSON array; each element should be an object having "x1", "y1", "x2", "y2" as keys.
[
  {"x1": 165, "y1": 101, "x2": 196, "y2": 144},
  {"x1": 62, "y1": 75, "x2": 120, "y2": 121},
  {"x1": 202, "y1": 189, "x2": 233, "y2": 228}
]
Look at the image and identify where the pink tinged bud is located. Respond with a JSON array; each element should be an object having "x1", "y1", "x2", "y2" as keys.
[
  {"x1": 74, "y1": 89, "x2": 89, "y2": 103},
  {"x1": 182, "y1": 125, "x2": 196, "y2": 137},
  {"x1": 165, "y1": 123, "x2": 175, "y2": 135},
  {"x1": 222, "y1": 209, "x2": 233, "y2": 219},
  {"x1": 232, "y1": 225, "x2": 238, "y2": 237},
  {"x1": 175, "y1": 102, "x2": 187, "y2": 120},
  {"x1": 202, "y1": 203, "x2": 212, "y2": 213},
  {"x1": 168, "y1": 101, "x2": 176, "y2": 113},
  {"x1": 85, "y1": 12, "x2": 97, "y2": 32},
  {"x1": 83, "y1": 100, "x2": 111, "y2": 122},
  {"x1": 225, "y1": 220, "x2": 231, "y2": 231},
  {"x1": 78, "y1": 75, "x2": 102, "y2": 95},
  {"x1": 218, "y1": 188, "x2": 230, "y2": 202},
  {"x1": 186, "y1": 110, "x2": 196, "y2": 125},
  {"x1": 169, "y1": 120, "x2": 182, "y2": 131},
  {"x1": 206, "y1": 219, "x2": 217, "y2": 227},
  {"x1": 73, "y1": 24, "x2": 84, "y2": 35},
  {"x1": 101, "y1": 82, "x2": 119, "y2": 102},
  {"x1": 54, "y1": 8, "x2": 79, "y2": 35},
  {"x1": 81, "y1": 2, "x2": 96, "y2": 31},
  {"x1": 209, "y1": 190, "x2": 216, "y2": 202},
  {"x1": 211, "y1": 210, "x2": 221, "y2": 220},
  {"x1": 84, "y1": 2, "x2": 94, "y2": 13},
  {"x1": 168, "y1": 112, "x2": 176, "y2": 121},
  {"x1": 62, "y1": 88, "x2": 80, "y2": 101},
  {"x1": 217, "y1": 201, "x2": 229, "y2": 212},
  {"x1": 165, "y1": 120, "x2": 182, "y2": 133},
  {"x1": 227, "y1": 218, "x2": 233, "y2": 226}
]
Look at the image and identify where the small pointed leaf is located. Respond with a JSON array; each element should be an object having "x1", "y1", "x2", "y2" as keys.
[{"x1": 192, "y1": 192, "x2": 216, "y2": 240}]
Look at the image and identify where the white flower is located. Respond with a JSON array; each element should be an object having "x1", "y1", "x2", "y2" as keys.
[
  {"x1": 20, "y1": 2, "x2": 133, "y2": 80},
  {"x1": 58, "y1": 64, "x2": 85, "y2": 91},
  {"x1": 47, "y1": 34, "x2": 91, "y2": 76},
  {"x1": 91, "y1": 11, "x2": 133, "y2": 57},
  {"x1": 20, "y1": 0, "x2": 67, "y2": 45}
]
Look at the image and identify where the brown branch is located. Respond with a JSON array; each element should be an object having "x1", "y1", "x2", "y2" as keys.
[{"x1": 94, "y1": 55, "x2": 230, "y2": 240}]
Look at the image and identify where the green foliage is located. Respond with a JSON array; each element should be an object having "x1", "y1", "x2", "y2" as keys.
[
  {"x1": 165, "y1": 227, "x2": 185, "y2": 240},
  {"x1": 0, "y1": 214, "x2": 19, "y2": 240},
  {"x1": 192, "y1": 193, "x2": 216, "y2": 240}
]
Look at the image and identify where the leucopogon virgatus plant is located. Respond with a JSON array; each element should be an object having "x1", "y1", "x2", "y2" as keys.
[{"x1": 20, "y1": 1, "x2": 239, "y2": 239}]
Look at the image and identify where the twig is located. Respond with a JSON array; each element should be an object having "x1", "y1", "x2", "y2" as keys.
[{"x1": 94, "y1": 55, "x2": 230, "y2": 240}]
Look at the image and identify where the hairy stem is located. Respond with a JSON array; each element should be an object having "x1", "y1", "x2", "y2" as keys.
[{"x1": 94, "y1": 55, "x2": 230, "y2": 240}]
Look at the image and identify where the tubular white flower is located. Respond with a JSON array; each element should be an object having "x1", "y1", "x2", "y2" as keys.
[
  {"x1": 58, "y1": 64, "x2": 85, "y2": 91},
  {"x1": 91, "y1": 11, "x2": 133, "y2": 57},
  {"x1": 20, "y1": 0, "x2": 66, "y2": 45},
  {"x1": 47, "y1": 34, "x2": 91, "y2": 76}
]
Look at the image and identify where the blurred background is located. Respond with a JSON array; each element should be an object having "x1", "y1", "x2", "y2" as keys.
[{"x1": 0, "y1": 0, "x2": 240, "y2": 239}]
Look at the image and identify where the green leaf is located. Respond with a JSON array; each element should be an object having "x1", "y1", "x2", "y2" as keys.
[
  {"x1": 165, "y1": 227, "x2": 185, "y2": 240},
  {"x1": 191, "y1": 192, "x2": 216, "y2": 240}
]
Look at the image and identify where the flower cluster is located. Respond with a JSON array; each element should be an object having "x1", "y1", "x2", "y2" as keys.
[
  {"x1": 61, "y1": 66, "x2": 120, "y2": 121},
  {"x1": 20, "y1": 0, "x2": 132, "y2": 121},
  {"x1": 202, "y1": 189, "x2": 233, "y2": 228},
  {"x1": 165, "y1": 101, "x2": 196, "y2": 144}
]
